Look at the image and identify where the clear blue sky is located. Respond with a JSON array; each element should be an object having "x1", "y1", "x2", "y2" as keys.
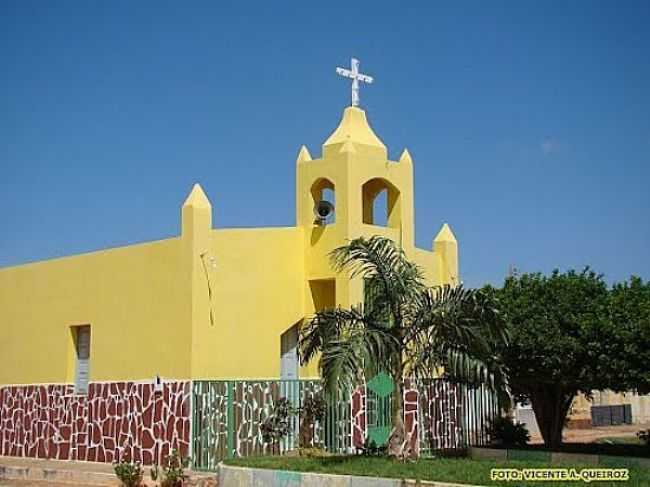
[{"x1": 1, "y1": 1, "x2": 649, "y2": 288}]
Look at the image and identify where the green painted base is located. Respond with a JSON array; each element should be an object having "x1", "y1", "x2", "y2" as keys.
[{"x1": 367, "y1": 426, "x2": 392, "y2": 446}]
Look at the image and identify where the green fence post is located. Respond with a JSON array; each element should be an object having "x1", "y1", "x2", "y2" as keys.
[
  {"x1": 226, "y1": 381, "x2": 235, "y2": 459},
  {"x1": 191, "y1": 382, "x2": 196, "y2": 469}
]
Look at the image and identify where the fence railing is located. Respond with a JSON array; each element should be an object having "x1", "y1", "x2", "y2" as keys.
[{"x1": 191, "y1": 378, "x2": 499, "y2": 471}]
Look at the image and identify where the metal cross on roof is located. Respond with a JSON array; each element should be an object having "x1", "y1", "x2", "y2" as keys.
[{"x1": 336, "y1": 57, "x2": 373, "y2": 107}]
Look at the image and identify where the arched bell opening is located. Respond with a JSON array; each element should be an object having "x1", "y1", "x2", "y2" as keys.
[{"x1": 362, "y1": 178, "x2": 401, "y2": 228}]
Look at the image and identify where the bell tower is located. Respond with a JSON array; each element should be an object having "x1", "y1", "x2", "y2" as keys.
[{"x1": 296, "y1": 105, "x2": 416, "y2": 310}]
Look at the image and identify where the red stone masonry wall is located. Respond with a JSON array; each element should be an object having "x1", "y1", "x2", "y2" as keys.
[
  {"x1": 0, "y1": 381, "x2": 190, "y2": 465},
  {"x1": 351, "y1": 385, "x2": 367, "y2": 447}
]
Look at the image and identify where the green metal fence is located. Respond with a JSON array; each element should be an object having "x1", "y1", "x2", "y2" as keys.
[
  {"x1": 459, "y1": 382, "x2": 500, "y2": 448},
  {"x1": 191, "y1": 378, "x2": 499, "y2": 470},
  {"x1": 192, "y1": 380, "x2": 324, "y2": 470},
  {"x1": 323, "y1": 388, "x2": 353, "y2": 454},
  {"x1": 415, "y1": 380, "x2": 499, "y2": 456}
]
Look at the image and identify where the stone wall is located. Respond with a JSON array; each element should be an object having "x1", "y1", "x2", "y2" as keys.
[{"x1": 0, "y1": 381, "x2": 191, "y2": 465}]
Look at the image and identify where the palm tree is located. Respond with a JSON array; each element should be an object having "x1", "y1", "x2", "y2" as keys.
[{"x1": 299, "y1": 236, "x2": 509, "y2": 458}]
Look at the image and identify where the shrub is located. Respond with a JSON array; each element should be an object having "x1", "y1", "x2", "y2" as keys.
[
  {"x1": 298, "y1": 393, "x2": 327, "y2": 447},
  {"x1": 261, "y1": 393, "x2": 328, "y2": 450},
  {"x1": 486, "y1": 416, "x2": 530, "y2": 447},
  {"x1": 359, "y1": 437, "x2": 388, "y2": 456},
  {"x1": 301, "y1": 393, "x2": 327, "y2": 423},
  {"x1": 260, "y1": 397, "x2": 294, "y2": 444},
  {"x1": 150, "y1": 449, "x2": 189, "y2": 487},
  {"x1": 113, "y1": 459, "x2": 144, "y2": 487}
]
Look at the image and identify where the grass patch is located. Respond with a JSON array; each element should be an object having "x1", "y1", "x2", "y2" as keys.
[
  {"x1": 225, "y1": 455, "x2": 650, "y2": 486},
  {"x1": 596, "y1": 436, "x2": 644, "y2": 446}
]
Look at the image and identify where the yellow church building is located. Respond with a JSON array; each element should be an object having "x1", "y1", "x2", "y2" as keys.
[{"x1": 0, "y1": 84, "x2": 460, "y2": 464}]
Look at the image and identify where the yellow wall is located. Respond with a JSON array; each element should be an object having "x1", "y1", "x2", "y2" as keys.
[
  {"x1": 0, "y1": 238, "x2": 191, "y2": 385},
  {"x1": 0, "y1": 105, "x2": 459, "y2": 386},
  {"x1": 413, "y1": 248, "x2": 441, "y2": 287},
  {"x1": 190, "y1": 227, "x2": 307, "y2": 379}
]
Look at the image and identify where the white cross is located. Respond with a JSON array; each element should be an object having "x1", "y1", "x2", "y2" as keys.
[{"x1": 336, "y1": 58, "x2": 373, "y2": 107}]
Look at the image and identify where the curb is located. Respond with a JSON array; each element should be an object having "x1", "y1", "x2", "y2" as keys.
[
  {"x1": 218, "y1": 463, "x2": 487, "y2": 487},
  {"x1": 0, "y1": 464, "x2": 117, "y2": 485},
  {"x1": 0, "y1": 460, "x2": 217, "y2": 486}
]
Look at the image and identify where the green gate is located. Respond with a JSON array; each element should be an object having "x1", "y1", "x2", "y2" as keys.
[{"x1": 365, "y1": 372, "x2": 394, "y2": 447}]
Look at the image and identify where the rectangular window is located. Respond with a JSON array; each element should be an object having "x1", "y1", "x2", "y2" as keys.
[
  {"x1": 280, "y1": 324, "x2": 299, "y2": 380},
  {"x1": 73, "y1": 325, "x2": 91, "y2": 394}
]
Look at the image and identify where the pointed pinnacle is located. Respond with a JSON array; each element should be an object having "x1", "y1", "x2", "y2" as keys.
[
  {"x1": 399, "y1": 148, "x2": 413, "y2": 165},
  {"x1": 297, "y1": 145, "x2": 312, "y2": 163},
  {"x1": 183, "y1": 183, "x2": 211, "y2": 209},
  {"x1": 434, "y1": 223, "x2": 457, "y2": 243}
]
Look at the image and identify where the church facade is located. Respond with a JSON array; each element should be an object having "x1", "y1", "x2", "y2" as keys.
[{"x1": 0, "y1": 105, "x2": 458, "y2": 464}]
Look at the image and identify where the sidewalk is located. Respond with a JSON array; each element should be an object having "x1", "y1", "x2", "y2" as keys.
[{"x1": 0, "y1": 456, "x2": 217, "y2": 486}]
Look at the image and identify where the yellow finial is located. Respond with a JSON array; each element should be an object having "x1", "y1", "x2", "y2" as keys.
[
  {"x1": 183, "y1": 183, "x2": 211, "y2": 209},
  {"x1": 296, "y1": 145, "x2": 312, "y2": 164},
  {"x1": 181, "y1": 182, "x2": 212, "y2": 241},
  {"x1": 399, "y1": 148, "x2": 413, "y2": 165},
  {"x1": 434, "y1": 223, "x2": 457, "y2": 243},
  {"x1": 323, "y1": 106, "x2": 386, "y2": 157},
  {"x1": 433, "y1": 223, "x2": 459, "y2": 286}
]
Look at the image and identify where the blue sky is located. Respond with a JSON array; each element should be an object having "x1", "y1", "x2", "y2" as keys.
[{"x1": 1, "y1": 1, "x2": 649, "y2": 288}]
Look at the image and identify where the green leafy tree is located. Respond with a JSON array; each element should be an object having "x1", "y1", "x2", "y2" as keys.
[
  {"x1": 487, "y1": 269, "x2": 612, "y2": 449},
  {"x1": 299, "y1": 236, "x2": 509, "y2": 458},
  {"x1": 604, "y1": 276, "x2": 650, "y2": 394}
]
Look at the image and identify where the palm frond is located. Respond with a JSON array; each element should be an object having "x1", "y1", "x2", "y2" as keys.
[
  {"x1": 330, "y1": 236, "x2": 425, "y2": 324},
  {"x1": 405, "y1": 284, "x2": 510, "y2": 402},
  {"x1": 299, "y1": 305, "x2": 400, "y2": 395},
  {"x1": 408, "y1": 285, "x2": 508, "y2": 356}
]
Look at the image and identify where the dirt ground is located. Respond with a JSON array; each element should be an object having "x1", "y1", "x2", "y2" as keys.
[{"x1": 529, "y1": 422, "x2": 650, "y2": 444}]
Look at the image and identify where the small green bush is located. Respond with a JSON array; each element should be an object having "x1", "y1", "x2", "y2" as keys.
[
  {"x1": 259, "y1": 394, "x2": 329, "y2": 451},
  {"x1": 486, "y1": 416, "x2": 530, "y2": 447},
  {"x1": 358, "y1": 437, "x2": 388, "y2": 456},
  {"x1": 113, "y1": 458, "x2": 144, "y2": 487},
  {"x1": 298, "y1": 392, "x2": 327, "y2": 448},
  {"x1": 150, "y1": 449, "x2": 189, "y2": 487},
  {"x1": 260, "y1": 397, "x2": 294, "y2": 444},
  {"x1": 301, "y1": 394, "x2": 327, "y2": 423}
]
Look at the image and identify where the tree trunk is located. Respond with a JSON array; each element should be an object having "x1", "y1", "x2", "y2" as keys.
[
  {"x1": 387, "y1": 358, "x2": 412, "y2": 459},
  {"x1": 387, "y1": 375, "x2": 406, "y2": 458},
  {"x1": 298, "y1": 414, "x2": 312, "y2": 448},
  {"x1": 530, "y1": 386, "x2": 575, "y2": 449}
]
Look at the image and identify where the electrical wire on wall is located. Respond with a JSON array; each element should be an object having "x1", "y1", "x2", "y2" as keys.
[{"x1": 200, "y1": 252, "x2": 216, "y2": 326}]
